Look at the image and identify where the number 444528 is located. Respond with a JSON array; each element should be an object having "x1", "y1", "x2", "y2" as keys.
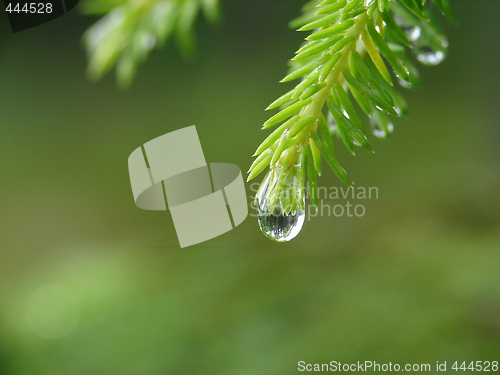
[
  {"x1": 452, "y1": 361, "x2": 499, "y2": 371},
  {"x1": 5, "y1": 3, "x2": 53, "y2": 13}
]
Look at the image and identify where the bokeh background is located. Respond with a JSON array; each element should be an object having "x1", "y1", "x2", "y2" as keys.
[{"x1": 1, "y1": 1, "x2": 500, "y2": 373}]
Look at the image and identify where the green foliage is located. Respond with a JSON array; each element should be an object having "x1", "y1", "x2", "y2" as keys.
[
  {"x1": 81, "y1": 0, "x2": 221, "y2": 88},
  {"x1": 249, "y1": 0, "x2": 452, "y2": 215},
  {"x1": 80, "y1": 0, "x2": 453, "y2": 220}
]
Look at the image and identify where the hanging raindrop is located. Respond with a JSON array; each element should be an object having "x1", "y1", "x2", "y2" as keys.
[
  {"x1": 406, "y1": 26, "x2": 421, "y2": 42},
  {"x1": 393, "y1": 12, "x2": 448, "y2": 67},
  {"x1": 413, "y1": 35, "x2": 448, "y2": 66},
  {"x1": 255, "y1": 166, "x2": 305, "y2": 242},
  {"x1": 327, "y1": 112, "x2": 338, "y2": 134},
  {"x1": 370, "y1": 112, "x2": 394, "y2": 139},
  {"x1": 258, "y1": 207, "x2": 305, "y2": 243}
]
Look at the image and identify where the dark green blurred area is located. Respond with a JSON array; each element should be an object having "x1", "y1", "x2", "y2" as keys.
[{"x1": 1, "y1": 1, "x2": 500, "y2": 374}]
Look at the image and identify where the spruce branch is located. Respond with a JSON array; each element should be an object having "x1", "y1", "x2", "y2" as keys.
[
  {"x1": 81, "y1": 0, "x2": 221, "y2": 88},
  {"x1": 250, "y1": 0, "x2": 452, "y2": 233}
]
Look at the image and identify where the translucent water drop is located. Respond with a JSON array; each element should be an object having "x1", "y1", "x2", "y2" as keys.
[
  {"x1": 406, "y1": 26, "x2": 421, "y2": 42},
  {"x1": 370, "y1": 116, "x2": 394, "y2": 139},
  {"x1": 398, "y1": 61, "x2": 420, "y2": 89},
  {"x1": 398, "y1": 77, "x2": 412, "y2": 89},
  {"x1": 406, "y1": 23, "x2": 448, "y2": 66},
  {"x1": 414, "y1": 36, "x2": 448, "y2": 66},
  {"x1": 393, "y1": 14, "x2": 448, "y2": 67},
  {"x1": 258, "y1": 208, "x2": 305, "y2": 242},
  {"x1": 327, "y1": 112, "x2": 338, "y2": 134},
  {"x1": 392, "y1": 14, "x2": 420, "y2": 43},
  {"x1": 256, "y1": 172, "x2": 305, "y2": 242}
]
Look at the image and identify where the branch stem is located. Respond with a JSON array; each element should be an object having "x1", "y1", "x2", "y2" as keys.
[{"x1": 300, "y1": 13, "x2": 369, "y2": 140}]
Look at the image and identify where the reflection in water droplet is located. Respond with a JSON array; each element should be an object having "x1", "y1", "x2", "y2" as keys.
[
  {"x1": 398, "y1": 79, "x2": 411, "y2": 89},
  {"x1": 327, "y1": 112, "x2": 338, "y2": 134},
  {"x1": 394, "y1": 14, "x2": 448, "y2": 67},
  {"x1": 414, "y1": 37, "x2": 448, "y2": 66},
  {"x1": 370, "y1": 116, "x2": 394, "y2": 139},
  {"x1": 407, "y1": 24, "x2": 448, "y2": 66},
  {"x1": 258, "y1": 208, "x2": 305, "y2": 242},
  {"x1": 256, "y1": 173, "x2": 305, "y2": 242},
  {"x1": 406, "y1": 26, "x2": 421, "y2": 42}
]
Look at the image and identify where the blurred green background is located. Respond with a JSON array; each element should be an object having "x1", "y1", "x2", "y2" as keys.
[{"x1": 1, "y1": 1, "x2": 500, "y2": 374}]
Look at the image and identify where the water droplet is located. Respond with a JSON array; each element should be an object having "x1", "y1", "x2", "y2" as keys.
[
  {"x1": 258, "y1": 208, "x2": 305, "y2": 242},
  {"x1": 394, "y1": 15, "x2": 448, "y2": 67},
  {"x1": 256, "y1": 172, "x2": 305, "y2": 242},
  {"x1": 370, "y1": 116, "x2": 394, "y2": 139},
  {"x1": 393, "y1": 15, "x2": 420, "y2": 43},
  {"x1": 414, "y1": 37, "x2": 448, "y2": 66},
  {"x1": 398, "y1": 62, "x2": 420, "y2": 89},
  {"x1": 406, "y1": 26, "x2": 421, "y2": 42},
  {"x1": 327, "y1": 112, "x2": 338, "y2": 134}
]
